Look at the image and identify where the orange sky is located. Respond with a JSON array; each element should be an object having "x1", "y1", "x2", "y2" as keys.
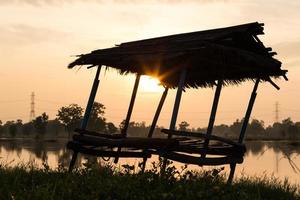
[{"x1": 0, "y1": 0, "x2": 300, "y2": 128}]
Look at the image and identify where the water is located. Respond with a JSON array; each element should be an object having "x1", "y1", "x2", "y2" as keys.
[{"x1": 0, "y1": 138, "x2": 299, "y2": 184}]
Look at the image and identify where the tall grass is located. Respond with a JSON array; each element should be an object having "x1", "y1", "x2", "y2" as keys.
[{"x1": 0, "y1": 160, "x2": 298, "y2": 200}]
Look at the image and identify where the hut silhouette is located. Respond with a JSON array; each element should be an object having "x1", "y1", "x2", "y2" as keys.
[{"x1": 67, "y1": 22, "x2": 287, "y2": 182}]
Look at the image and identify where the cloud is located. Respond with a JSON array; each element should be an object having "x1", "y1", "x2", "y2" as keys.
[
  {"x1": 274, "y1": 40, "x2": 300, "y2": 68},
  {"x1": 0, "y1": 0, "x2": 227, "y2": 6},
  {"x1": 0, "y1": 24, "x2": 69, "y2": 46}
]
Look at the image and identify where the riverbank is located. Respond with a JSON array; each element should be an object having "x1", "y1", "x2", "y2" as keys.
[{"x1": 0, "y1": 163, "x2": 298, "y2": 200}]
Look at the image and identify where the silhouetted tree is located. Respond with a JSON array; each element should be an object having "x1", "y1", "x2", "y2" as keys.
[
  {"x1": 213, "y1": 124, "x2": 230, "y2": 137},
  {"x1": 33, "y1": 113, "x2": 49, "y2": 137},
  {"x1": 87, "y1": 102, "x2": 106, "y2": 132},
  {"x1": 119, "y1": 120, "x2": 137, "y2": 131},
  {"x1": 229, "y1": 119, "x2": 244, "y2": 138},
  {"x1": 5, "y1": 121, "x2": 17, "y2": 137},
  {"x1": 0, "y1": 120, "x2": 3, "y2": 135},
  {"x1": 57, "y1": 104, "x2": 83, "y2": 137},
  {"x1": 282, "y1": 118, "x2": 298, "y2": 139},
  {"x1": 105, "y1": 122, "x2": 118, "y2": 134},
  {"x1": 247, "y1": 119, "x2": 265, "y2": 138},
  {"x1": 178, "y1": 121, "x2": 190, "y2": 131},
  {"x1": 47, "y1": 119, "x2": 64, "y2": 137},
  {"x1": 22, "y1": 122, "x2": 33, "y2": 136},
  {"x1": 16, "y1": 119, "x2": 23, "y2": 136}
]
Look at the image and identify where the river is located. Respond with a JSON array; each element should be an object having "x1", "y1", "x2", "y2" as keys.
[{"x1": 0, "y1": 138, "x2": 299, "y2": 184}]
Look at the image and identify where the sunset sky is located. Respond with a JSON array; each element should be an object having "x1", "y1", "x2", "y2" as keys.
[{"x1": 1, "y1": 0, "x2": 300, "y2": 128}]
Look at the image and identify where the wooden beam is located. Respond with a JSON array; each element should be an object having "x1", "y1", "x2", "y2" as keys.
[
  {"x1": 148, "y1": 87, "x2": 169, "y2": 138},
  {"x1": 141, "y1": 87, "x2": 169, "y2": 172},
  {"x1": 67, "y1": 142, "x2": 152, "y2": 158},
  {"x1": 227, "y1": 78, "x2": 260, "y2": 183},
  {"x1": 158, "y1": 151, "x2": 243, "y2": 166},
  {"x1": 202, "y1": 80, "x2": 223, "y2": 157},
  {"x1": 69, "y1": 66, "x2": 102, "y2": 172},
  {"x1": 161, "y1": 129, "x2": 244, "y2": 148},
  {"x1": 173, "y1": 145, "x2": 245, "y2": 157},
  {"x1": 114, "y1": 74, "x2": 141, "y2": 163},
  {"x1": 162, "y1": 69, "x2": 186, "y2": 171},
  {"x1": 169, "y1": 69, "x2": 187, "y2": 134},
  {"x1": 122, "y1": 74, "x2": 141, "y2": 136},
  {"x1": 81, "y1": 66, "x2": 102, "y2": 129},
  {"x1": 74, "y1": 128, "x2": 124, "y2": 139},
  {"x1": 72, "y1": 134, "x2": 179, "y2": 149},
  {"x1": 239, "y1": 79, "x2": 260, "y2": 143}
]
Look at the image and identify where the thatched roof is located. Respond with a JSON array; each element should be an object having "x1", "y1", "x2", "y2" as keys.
[{"x1": 68, "y1": 22, "x2": 287, "y2": 88}]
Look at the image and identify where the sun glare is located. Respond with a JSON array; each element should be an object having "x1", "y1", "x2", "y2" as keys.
[{"x1": 139, "y1": 75, "x2": 164, "y2": 93}]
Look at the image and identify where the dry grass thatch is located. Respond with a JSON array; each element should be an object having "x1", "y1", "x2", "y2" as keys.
[{"x1": 68, "y1": 22, "x2": 287, "y2": 88}]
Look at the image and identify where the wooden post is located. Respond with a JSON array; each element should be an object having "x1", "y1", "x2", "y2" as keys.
[
  {"x1": 141, "y1": 87, "x2": 169, "y2": 172},
  {"x1": 69, "y1": 66, "x2": 102, "y2": 172},
  {"x1": 239, "y1": 79, "x2": 260, "y2": 143},
  {"x1": 114, "y1": 74, "x2": 141, "y2": 163},
  {"x1": 169, "y1": 69, "x2": 187, "y2": 134},
  {"x1": 202, "y1": 80, "x2": 223, "y2": 158},
  {"x1": 162, "y1": 69, "x2": 187, "y2": 172},
  {"x1": 81, "y1": 66, "x2": 102, "y2": 129},
  {"x1": 148, "y1": 87, "x2": 169, "y2": 138},
  {"x1": 122, "y1": 74, "x2": 141, "y2": 136},
  {"x1": 227, "y1": 78, "x2": 260, "y2": 183}
]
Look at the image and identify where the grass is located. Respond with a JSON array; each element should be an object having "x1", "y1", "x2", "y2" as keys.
[{"x1": 0, "y1": 160, "x2": 298, "y2": 200}]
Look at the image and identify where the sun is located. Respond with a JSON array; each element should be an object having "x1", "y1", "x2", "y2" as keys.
[{"x1": 139, "y1": 75, "x2": 164, "y2": 93}]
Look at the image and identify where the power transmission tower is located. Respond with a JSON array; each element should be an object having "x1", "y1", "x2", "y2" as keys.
[
  {"x1": 30, "y1": 92, "x2": 35, "y2": 121},
  {"x1": 275, "y1": 101, "x2": 279, "y2": 123}
]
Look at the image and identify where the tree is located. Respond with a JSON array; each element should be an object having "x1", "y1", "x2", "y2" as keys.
[
  {"x1": 213, "y1": 124, "x2": 230, "y2": 137},
  {"x1": 57, "y1": 104, "x2": 83, "y2": 137},
  {"x1": 47, "y1": 119, "x2": 64, "y2": 136},
  {"x1": 247, "y1": 119, "x2": 265, "y2": 138},
  {"x1": 0, "y1": 120, "x2": 3, "y2": 135},
  {"x1": 119, "y1": 120, "x2": 136, "y2": 131},
  {"x1": 230, "y1": 119, "x2": 244, "y2": 137},
  {"x1": 22, "y1": 122, "x2": 33, "y2": 135},
  {"x1": 16, "y1": 119, "x2": 23, "y2": 136},
  {"x1": 5, "y1": 121, "x2": 17, "y2": 137},
  {"x1": 87, "y1": 102, "x2": 106, "y2": 132},
  {"x1": 281, "y1": 118, "x2": 298, "y2": 139},
  {"x1": 178, "y1": 121, "x2": 190, "y2": 131},
  {"x1": 33, "y1": 113, "x2": 49, "y2": 137},
  {"x1": 105, "y1": 122, "x2": 118, "y2": 134}
]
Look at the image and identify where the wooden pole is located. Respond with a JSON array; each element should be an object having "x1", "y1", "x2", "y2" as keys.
[
  {"x1": 114, "y1": 74, "x2": 141, "y2": 163},
  {"x1": 239, "y1": 79, "x2": 260, "y2": 143},
  {"x1": 169, "y1": 69, "x2": 187, "y2": 134},
  {"x1": 202, "y1": 80, "x2": 223, "y2": 158},
  {"x1": 81, "y1": 66, "x2": 102, "y2": 129},
  {"x1": 148, "y1": 87, "x2": 169, "y2": 138},
  {"x1": 162, "y1": 69, "x2": 187, "y2": 172},
  {"x1": 122, "y1": 74, "x2": 141, "y2": 136},
  {"x1": 69, "y1": 66, "x2": 102, "y2": 172},
  {"x1": 141, "y1": 87, "x2": 169, "y2": 172},
  {"x1": 227, "y1": 78, "x2": 260, "y2": 183}
]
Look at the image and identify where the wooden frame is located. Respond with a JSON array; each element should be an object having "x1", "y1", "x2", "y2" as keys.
[
  {"x1": 114, "y1": 74, "x2": 141, "y2": 163},
  {"x1": 69, "y1": 66, "x2": 102, "y2": 171},
  {"x1": 202, "y1": 80, "x2": 223, "y2": 158},
  {"x1": 227, "y1": 78, "x2": 260, "y2": 183}
]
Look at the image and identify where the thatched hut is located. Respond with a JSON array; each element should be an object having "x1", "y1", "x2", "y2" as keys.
[
  {"x1": 67, "y1": 22, "x2": 287, "y2": 182},
  {"x1": 69, "y1": 22, "x2": 286, "y2": 88}
]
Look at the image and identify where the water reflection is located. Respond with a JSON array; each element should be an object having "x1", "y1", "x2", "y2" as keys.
[{"x1": 0, "y1": 138, "x2": 299, "y2": 184}]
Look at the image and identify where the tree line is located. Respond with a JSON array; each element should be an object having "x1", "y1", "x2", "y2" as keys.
[
  {"x1": 0, "y1": 102, "x2": 117, "y2": 139},
  {"x1": 1, "y1": 102, "x2": 300, "y2": 140}
]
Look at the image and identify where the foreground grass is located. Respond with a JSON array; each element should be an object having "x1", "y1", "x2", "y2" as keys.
[{"x1": 0, "y1": 162, "x2": 298, "y2": 200}]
